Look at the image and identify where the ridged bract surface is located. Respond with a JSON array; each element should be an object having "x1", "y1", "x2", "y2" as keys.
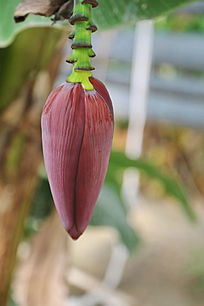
[{"x1": 41, "y1": 78, "x2": 114, "y2": 239}]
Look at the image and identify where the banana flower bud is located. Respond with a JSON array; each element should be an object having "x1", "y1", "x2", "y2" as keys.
[{"x1": 41, "y1": 77, "x2": 114, "y2": 239}]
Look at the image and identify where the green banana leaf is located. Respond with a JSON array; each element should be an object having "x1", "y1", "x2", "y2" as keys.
[
  {"x1": 93, "y1": 0, "x2": 196, "y2": 29},
  {"x1": 0, "y1": 0, "x2": 199, "y2": 47},
  {"x1": 108, "y1": 151, "x2": 196, "y2": 222},
  {"x1": 0, "y1": 27, "x2": 63, "y2": 110},
  {"x1": 0, "y1": 0, "x2": 53, "y2": 47}
]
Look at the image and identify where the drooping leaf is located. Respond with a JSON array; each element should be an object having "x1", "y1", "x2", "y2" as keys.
[{"x1": 109, "y1": 151, "x2": 196, "y2": 221}]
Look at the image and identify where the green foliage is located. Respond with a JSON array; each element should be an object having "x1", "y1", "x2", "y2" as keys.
[
  {"x1": 0, "y1": 27, "x2": 62, "y2": 110},
  {"x1": 93, "y1": 0, "x2": 196, "y2": 29},
  {"x1": 0, "y1": 0, "x2": 200, "y2": 47},
  {"x1": 90, "y1": 185, "x2": 140, "y2": 253},
  {"x1": 8, "y1": 295, "x2": 18, "y2": 306},
  {"x1": 24, "y1": 178, "x2": 53, "y2": 239},
  {"x1": 0, "y1": 0, "x2": 53, "y2": 47},
  {"x1": 8, "y1": 300, "x2": 17, "y2": 306},
  {"x1": 156, "y1": 14, "x2": 204, "y2": 32},
  {"x1": 31, "y1": 178, "x2": 53, "y2": 219},
  {"x1": 109, "y1": 151, "x2": 196, "y2": 221}
]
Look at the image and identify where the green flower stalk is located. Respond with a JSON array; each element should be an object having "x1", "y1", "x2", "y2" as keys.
[{"x1": 67, "y1": 0, "x2": 98, "y2": 90}]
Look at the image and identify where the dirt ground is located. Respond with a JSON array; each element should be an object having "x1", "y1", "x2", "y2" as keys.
[{"x1": 69, "y1": 197, "x2": 204, "y2": 306}]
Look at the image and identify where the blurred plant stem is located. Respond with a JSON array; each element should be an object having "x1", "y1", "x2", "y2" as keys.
[
  {"x1": 0, "y1": 27, "x2": 65, "y2": 306},
  {"x1": 14, "y1": 213, "x2": 69, "y2": 306}
]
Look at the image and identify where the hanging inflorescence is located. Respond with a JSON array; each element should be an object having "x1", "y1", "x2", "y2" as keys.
[{"x1": 41, "y1": 0, "x2": 114, "y2": 240}]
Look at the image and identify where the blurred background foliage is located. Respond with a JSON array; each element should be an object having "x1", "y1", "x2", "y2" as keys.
[
  {"x1": 1, "y1": 0, "x2": 204, "y2": 306},
  {"x1": 156, "y1": 13, "x2": 204, "y2": 32}
]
